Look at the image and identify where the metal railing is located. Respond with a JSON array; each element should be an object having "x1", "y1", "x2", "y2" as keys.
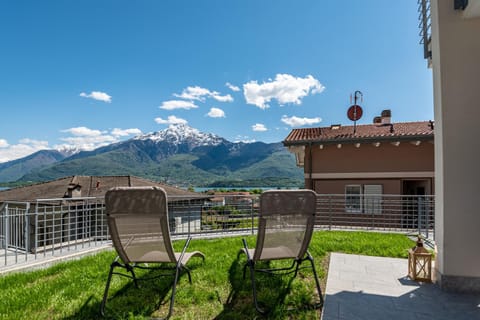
[
  {"x1": 315, "y1": 194, "x2": 435, "y2": 241},
  {"x1": 0, "y1": 193, "x2": 434, "y2": 270},
  {"x1": 418, "y1": 0, "x2": 432, "y2": 60}
]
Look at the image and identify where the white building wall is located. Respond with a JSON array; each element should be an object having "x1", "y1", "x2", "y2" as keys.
[{"x1": 432, "y1": 0, "x2": 480, "y2": 291}]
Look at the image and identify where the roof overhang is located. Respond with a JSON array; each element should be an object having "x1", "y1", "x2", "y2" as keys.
[
  {"x1": 284, "y1": 135, "x2": 433, "y2": 168},
  {"x1": 283, "y1": 134, "x2": 434, "y2": 147},
  {"x1": 462, "y1": 1, "x2": 480, "y2": 18}
]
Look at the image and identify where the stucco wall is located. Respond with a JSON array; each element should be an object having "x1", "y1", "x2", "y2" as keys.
[
  {"x1": 432, "y1": 0, "x2": 480, "y2": 289},
  {"x1": 306, "y1": 142, "x2": 434, "y2": 174}
]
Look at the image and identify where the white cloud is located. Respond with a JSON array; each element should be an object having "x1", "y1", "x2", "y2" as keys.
[
  {"x1": 52, "y1": 127, "x2": 141, "y2": 154},
  {"x1": 174, "y1": 86, "x2": 210, "y2": 101},
  {"x1": 211, "y1": 93, "x2": 233, "y2": 102},
  {"x1": 62, "y1": 127, "x2": 104, "y2": 137},
  {"x1": 281, "y1": 115, "x2": 322, "y2": 127},
  {"x1": 226, "y1": 82, "x2": 240, "y2": 92},
  {"x1": 243, "y1": 74, "x2": 325, "y2": 109},
  {"x1": 58, "y1": 126, "x2": 119, "y2": 151},
  {"x1": 111, "y1": 128, "x2": 142, "y2": 137},
  {"x1": 159, "y1": 100, "x2": 199, "y2": 110},
  {"x1": 18, "y1": 138, "x2": 49, "y2": 149},
  {"x1": 79, "y1": 91, "x2": 112, "y2": 103},
  {"x1": 0, "y1": 139, "x2": 9, "y2": 148},
  {"x1": 0, "y1": 139, "x2": 50, "y2": 163},
  {"x1": 234, "y1": 135, "x2": 256, "y2": 143},
  {"x1": 174, "y1": 86, "x2": 233, "y2": 102},
  {"x1": 0, "y1": 126, "x2": 140, "y2": 163},
  {"x1": 207, "y1": 107, "x2": 226, "y2": 118},
  {"x1": 252, "y1": 123, "x2": 267, "y2": 132},
  {"x1": 59, "y1": 136, "x2": 116, "y2": 151},
  {"x1": 154, "y1": 115, "x2": 188, "y2": 125}
]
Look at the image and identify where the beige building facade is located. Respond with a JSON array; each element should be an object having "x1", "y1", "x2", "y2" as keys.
[{"x1": 430, "y1": 0, "x2": 480, "y2": 292}]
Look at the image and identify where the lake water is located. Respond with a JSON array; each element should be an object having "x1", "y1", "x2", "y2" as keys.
[
  {"x1": 193, "y1": 187, "x2": 296, "y2": 192},
  {"x1": 0, "y1": 186, "x2": 296, "y2": 192}
]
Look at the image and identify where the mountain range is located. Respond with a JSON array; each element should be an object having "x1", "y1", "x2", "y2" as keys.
[{"x1": 0, "y1": 124, "x2": 303, "y2": 187}]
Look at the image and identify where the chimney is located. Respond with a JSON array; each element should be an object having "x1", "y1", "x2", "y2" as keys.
[
  {"x1": 373, "y1": 116, "x2": 382, "y2": 124},
  {"x1": 381, "y1": 109, "x2": 391, "y2": 124},
  {"x1": 67, "y1": 184, "x2": 82, "y2": 198}
]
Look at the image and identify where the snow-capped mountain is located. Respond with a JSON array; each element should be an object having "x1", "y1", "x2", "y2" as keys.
[
  {"x1": 1, "y1": 124, "x2": 303, "y2": 187},
  {"x1": 135, "y1": 124, "x2": 227, "y2": 150},
  {"x1": 55, "y1": 145, "x2": 83, "y2": 157}
]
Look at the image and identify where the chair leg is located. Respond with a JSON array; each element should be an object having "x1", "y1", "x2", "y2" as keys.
[
  {"x1": 306, "y1": 251, "x2": 324, "y2": 307},
  {"x1": 162, "y1": 265, "x2": 182, "y2": 320},
  {"x1": 293, "y1": 259, "x2": 301, "y2": 278},
  {"x1": 184, "y1": 266, "x2": 192, "y2": 284},
  {"x1": 247, "y1": 261, "x2": 266, "y2": 315},
  {"x1": 100, "y1": 261, "x2": 119, "y2": 316},
  {"x1": 242, "y1": 263, "x2": 248, "y2": 279},
  {"x1": 126, "y1": 264, "x2": 139, "y2": 288}
]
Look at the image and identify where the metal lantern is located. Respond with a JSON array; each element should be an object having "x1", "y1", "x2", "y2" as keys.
[{"x1": 408, "y1": 236, "x2": 433, "y2": 282}]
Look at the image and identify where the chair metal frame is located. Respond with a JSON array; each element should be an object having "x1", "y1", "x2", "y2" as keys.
[
  {"x1": 100, "y1": 187, "x2": 205, "y2": 319},
  {"x1": 239, "y1": 189, "x2": 324, "y2": 314}
]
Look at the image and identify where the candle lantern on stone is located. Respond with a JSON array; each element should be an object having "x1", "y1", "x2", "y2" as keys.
[{"x1": 408, "y1": 236, "x2": 433, "y2": 282}]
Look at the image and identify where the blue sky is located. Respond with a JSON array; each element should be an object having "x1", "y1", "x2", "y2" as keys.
[{"x1": 0, "y1": 1, "x2": 433, "y2": 162}]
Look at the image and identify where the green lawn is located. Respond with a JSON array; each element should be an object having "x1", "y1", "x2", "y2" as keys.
[{"x1": 0, "y1": 231, "x2": 414, "y2": 320}]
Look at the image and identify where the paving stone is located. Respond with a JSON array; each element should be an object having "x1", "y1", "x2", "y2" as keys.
[{"x1": 321, "y1": 253, "x2": 480, "y2": 320}]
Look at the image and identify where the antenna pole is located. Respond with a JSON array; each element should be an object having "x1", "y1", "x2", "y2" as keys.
[{"x1": 353, "y1": 91, "x2": 363, "y2": 134}]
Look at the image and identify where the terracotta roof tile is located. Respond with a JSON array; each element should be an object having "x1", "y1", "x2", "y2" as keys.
[
  {"x1": 0, "y1": 175, "x2": 203, "y2": 202},
  {"x1": 283, "y1": 121, "x2": 434, "y2": 145}
]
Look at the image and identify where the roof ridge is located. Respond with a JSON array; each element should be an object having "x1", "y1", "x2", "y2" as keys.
[{"x1": 0, "y1": 176, "x2": 74, "y2": 192}]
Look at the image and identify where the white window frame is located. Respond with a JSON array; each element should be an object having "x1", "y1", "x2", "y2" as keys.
[{"x1": 345, "y1": 185, "x2": 362, "y2": 213}]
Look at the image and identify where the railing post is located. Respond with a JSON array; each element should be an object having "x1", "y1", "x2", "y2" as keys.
[
  {"x1": 424, "y1": 197, "x2": 429, "y2": 240},
  {"x1": 417, "y1": 196, "x2": 423, "y2": 237},
  {"x1": 328, "y1": 195, "x2": 332, "y2": 231},
  {"x1": 51, "y1": 204, "x2": 56, "y2": 255},
  {"x1": 86, "y1": 200, "x2": 92, "y2": 247},
  {"x1": 250, "y1": 199, "x2": 254, "y2": 235},
  {"x1": 371, "y1": 198, "x2": 375, "y2": 230},
  {"x1": 25, "y1": 203, "x2": 30, "y2": 261},
  {"x1": 4, "y1": 203, "x2": 8, "y2": 266},
  {"x1": 187, "y1": 199, "x2": 191, "y2": 237},
  {"x1": 34, "y1": 201, "x2": 38, "y2": 259},
  {"x1": 431, "y1": 197, "x2": 435, "y2": 242}
]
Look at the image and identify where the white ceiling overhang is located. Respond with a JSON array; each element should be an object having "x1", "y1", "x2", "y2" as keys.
[{"x1": 463, "y1": 0, "x2": 480, "y2": 18}]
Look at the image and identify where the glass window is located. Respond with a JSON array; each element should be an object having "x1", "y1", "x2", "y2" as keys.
[{"x1": 345, "y1": 185, "x2": 362, "y2": 213}]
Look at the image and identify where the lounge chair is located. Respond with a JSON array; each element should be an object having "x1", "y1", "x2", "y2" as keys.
[
  {"x1": 239, "y1": 189, "x2": 323, "y2": 314},
  {"x1": 100, "y1": 186, "x2": 205, "y2": 319}
]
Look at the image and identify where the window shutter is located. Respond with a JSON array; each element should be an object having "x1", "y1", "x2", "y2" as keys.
[{"x1": 364, "y1": 185, "x2": 382, "y2": 214}]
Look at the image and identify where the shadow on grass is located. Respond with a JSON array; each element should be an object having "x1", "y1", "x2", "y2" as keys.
[
  {"x1": 215, "y1": 255, "x2": 318, "y2": 320},
  {"x1": 63, "y1": 265, "x2": 192, "y2": 320}
]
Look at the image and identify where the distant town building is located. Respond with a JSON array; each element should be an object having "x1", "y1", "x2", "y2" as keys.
[
  {"x1": 0, "y1": 175, "x2": 208, "y2": 252},
  {"x1": 0, "y1": 175, "x2": 200, "y2": 201}
]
